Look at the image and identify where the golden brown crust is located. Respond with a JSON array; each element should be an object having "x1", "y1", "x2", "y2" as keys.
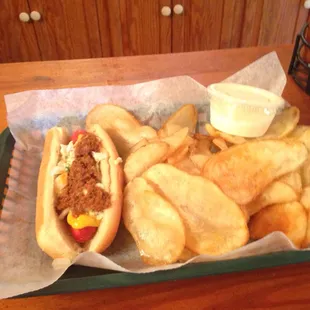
[{"x1": 36, "y1": 125, "x2": 123, "y2": 259}]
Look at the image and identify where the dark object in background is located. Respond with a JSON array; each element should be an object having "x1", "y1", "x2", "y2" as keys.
[{"x1": 289, "y1": 23, "x2": 310, "y2": 95}]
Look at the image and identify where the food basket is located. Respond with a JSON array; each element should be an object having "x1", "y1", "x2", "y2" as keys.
[{"x1": 2, "y1": 127, "x2": 310, "y2": 298}]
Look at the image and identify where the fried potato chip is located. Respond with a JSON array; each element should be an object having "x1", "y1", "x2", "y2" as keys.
[
  {"x1": 218, "y1": 131, "x2": 247, "y2": 145},
  {"x1": 184, "y1": 135, "x2": 196, "y2": 149},
  {"x1": 86, "y1": 104, "x2": 157, "y2": 158},
  {"x1": 239, "y1": 205, "x2": 249, "y2": 222},
  {"x1": 287, "y1": 126, "x2": 310, "y2": 187},
  {"x1": 142, "y1": 164, "x2": 249, "y2": 255},
  {"x1": 301, "y1": 158, "x2": 310, "y2": 187},
  {"x1": 161, "y1": 104, "x2": 198, "y2": 135},
  {"x1": 193, "y1": 133, "x2": 212, "y2": 141},
  {"x1": 288, "y1": 125, "x2": 310, "y2": 141},
  {"x1": 178, "y1": 247, "x2": 197, "y2": 262},
  {"x1": 300, "y1": 186, "x2": 310, "y2": 210},
  {"x1": 190, "y1": 154, "x2": 210, "y2": 171},
  {"x1": 191, "y1": 138, "x2": 212, "y2": 157},
  {"x1": 262, "y1": 106, "x2": 300, "y2": 138},
  {"x1": 278, "y1": 171, "x2": 302, "y2": 196},
  {"x1": 87, "y1": 104, "x2": 141, "y2": 128},
  {"x1": 124, "y1": 142, "x2": 169, "y2": 183},
  {"x1": 212, "y1": 137, "x2": 228, "y2": 151},
  {"x1": 161, "y1": 127, "x2": 189, "y2": 157},
  {"x1": 158, "y1": 124, "x2": 182, "y2": 138},
  {"x1": 205, "y1": 124, "x2": 247, "y2": 145},
  {"x1": 249, "y1": 201, "x2": 307, "y2": 248},
  {"x1": 205, "y1": 123, "x2": 218, "y2": 137},
  {"x1": 203, "y1": 139, "x2": 308, "y2": 205},
  {"x1": 173, "y1": 157, "x2": 201, "y2": 175},
  {"x1": 302, "y1": 211, "x2": 310, "y2": 248},
  {"x1": 166, "y1": 145, "x2": 189, "y2": 165},
  {"x1": 245, "y1": 181, "x2": 298, "y2": 216},
  {"x1": 128, "y1": 138, "x2": 148, "y2": 156},
  {"x1": 123, "y1": 178, "x2": 185, "y2": 265}
]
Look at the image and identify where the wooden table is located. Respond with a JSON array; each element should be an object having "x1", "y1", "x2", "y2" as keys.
[{"x1": 1, "y1": 45, "x2": 310, "y2": 309}]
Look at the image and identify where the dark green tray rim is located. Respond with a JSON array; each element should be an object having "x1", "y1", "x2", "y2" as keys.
[{"x1": 1, "y1": 128, "x2": 310, "y2": 299}]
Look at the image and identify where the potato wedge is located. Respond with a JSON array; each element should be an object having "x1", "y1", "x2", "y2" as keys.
[
  {"x1": 86, "y1": 104, "x2": 141, "y2": 129},
  {"x1": 193, "y1": 133, "x2": 213, "y2": 141},
  {"x1": 203, "y1": 139, "x2": 308, "y2": 205},
  {"x1": 123, "y1": 178, "x2": 185, "y2": 265},
  {"x1": 212, "y1": 137, "x2": 228, "y2": 151},
  {"x1": 278, "y1": 171, "x2": 302, "y2": 196},
  {"x1": 262, "y1": 106, "x2": 300, "y2": 138},
  {"x1": 249, "y1": 201, "x2": 307, "y2": 248},
  {"x1": 161, "y1": 127, "x2": 189, "y2": 157},
  {"x1": 300, "y1": 186, "x2": 310, "y2": 210},
  {"x1": 173, "y1": 157, "x2": 201, "y2": 175},
  {"x1": 129, "y1": 138, "x2": 149, "y2": 155},
  {"x1": 166, "y1": 145, "x2": 189, "y2": 165},
  {"x1": 86, "y1": 104, "x2": 157, "y2": 158},
  {"x1": 205, "y1": 124, "x2": 246, "y2": 145},
  {"x1": 158, "y1": 124, "x2": 182, "y2": 138},
  {"x1": 184, "y1": 135, "x2": 196, "y2": 149},
  {"x1": 205, "y1": 123, "x2": 218, "y2": 137},
  {"x1": 124, "y1": 142, "x2": 169, "y2": 183},
  {"x1": 161, "y1": 104, "x2": 198, "y2": 135},
  {"x1": 142, "y1": 164, "x2": 249, "y2": 255},
  {"x1": 190, "y1": 154, "x2": 210, "y2": 171},
  {"x1": 191, "y1": 138, "x2": 212, "y2": 157},
  {"x1": 245, "y1": 181, "x2": 298, "y2": 216},
  {"x1": 218, "y1": 131, "x2": 246, "y2": 145}
]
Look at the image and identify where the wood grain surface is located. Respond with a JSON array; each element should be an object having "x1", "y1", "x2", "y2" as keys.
[
  {"x1": 258, "y1": 0, "x2": 301, "y2": 46},
  {"x1": 97, "y1": 0, "x2": 123, "y2": 57},
  {"x1": 181, "y1": 0, "x2": 224, "y2": 52},
  {"x1": 0, "y1": 0, "x2": 41, "y2": 63},
  {"x1": 119, "y1": 0, "x2": 172, "y2": 55},
  {"x1": 28, "y1": 0, "x2": 102, "y2": 60},
  {"x1": 220, "y1": 0, "x2": 245, "y2": 49},
  {"x1": 1, "y1": 45, "x2": 310, "y2": 309},
  {"x1": 240, "y1": 0, "x2": 264, "y2": 48}
]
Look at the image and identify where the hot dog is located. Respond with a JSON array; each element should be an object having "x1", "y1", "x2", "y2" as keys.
[{"x1": 36, "y1": 124, "x2": 123, "y2": 260}]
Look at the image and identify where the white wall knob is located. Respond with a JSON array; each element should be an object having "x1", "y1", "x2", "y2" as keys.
[
  {"x1": 30, "y1": 11, "x2": 41, "y2": 21},
  {"x1": 173, "y1": 4, "x2": 184, "y2": 15},
  {"x1": 305, "y1": 0, "x2": 310, "y2": 9},
  {"x1": 19, "y1": 12, "x2": 30, "y2": 23},
  {"x1": 161, "y1": 6, "x2": 171, "y2": 17}
]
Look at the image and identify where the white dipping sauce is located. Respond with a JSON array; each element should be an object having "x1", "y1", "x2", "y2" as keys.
[{"x1": 207, "y1": 83, "x2": 286, "y2": 138}]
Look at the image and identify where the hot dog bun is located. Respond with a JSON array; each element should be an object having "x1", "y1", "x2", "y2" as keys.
[{"x1": 36, "y1": 125, "x2": 123, "y2": 260}]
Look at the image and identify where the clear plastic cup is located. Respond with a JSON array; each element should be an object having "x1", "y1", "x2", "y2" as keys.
[{"x1": 207, "y1": 83, "x2": 286, "y2": 138}]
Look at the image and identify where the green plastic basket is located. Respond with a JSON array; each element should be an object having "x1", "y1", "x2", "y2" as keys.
[{"x1": 1, "y1": 128, "x2": 310, "y2": 298}]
